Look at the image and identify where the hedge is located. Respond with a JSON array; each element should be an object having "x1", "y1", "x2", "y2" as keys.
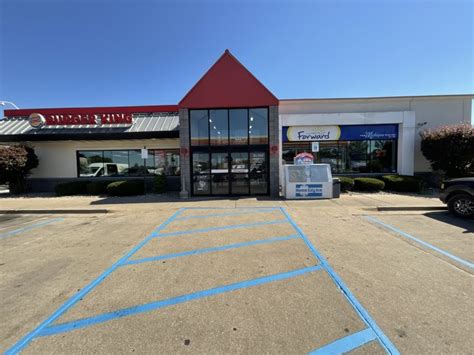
[
  {"x1": 55, "y1": 181, "x2": 90, "y2": 196},
  {"x1": 381, "y1": 175, "x2": 423, "y2": 192},
  {"x1": 338, "y1": 177, "x2": 355, "y2": 192},
  {"x1": 106, "y1": 180, "x2": 144, "y2": 196},
  {"x1": 86, "y1": 181, "x2": 111, "y2": 195},
  {"x1": 153, "y1": 174, "x2": 166, "y2": 194},
  {"x1": 353, "y1": 178, "x2": 385, "y2": 192}
]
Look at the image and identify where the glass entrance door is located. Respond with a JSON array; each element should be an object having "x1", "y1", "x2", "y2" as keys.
[
  {"x1": 193, "y1": 150, "x2": 268, "y2": 196},
  {"x1": 230, "y1": 152, "x2": 249, "y2": 195},
  {"x1": 211, "y1": 152, "x2": 229, "y2": 195}
]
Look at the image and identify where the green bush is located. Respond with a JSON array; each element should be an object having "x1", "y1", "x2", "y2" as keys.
[
  {"x1": 86, "y1": 180, "x2": 111, "y2": 195},
  {"x1": 0, "y1": 145, "x2": 39, "y2": 194},
  {"x1": 338, "y1": 177, "x2": 355, "y2": 192},
  {"x1": 106, "y1": 180, "x2": 144, "y2": 196},
  {"x1": 420, "y1": 124, "x2": 474, "y2": 177},
  {"x1": 55, "y1": 180, "x2": 90, "y2": 196},
  {"x1": 353, "y1": 177, "x2": 385, "y2": 192},
  {"x1": 153, "y1": 174, "x2": 166, "y2": 194},
  {"x1": 381, "y1": 175, "x2": 423, "y2": 193}
]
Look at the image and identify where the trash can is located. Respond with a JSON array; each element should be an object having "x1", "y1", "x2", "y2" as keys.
[{"x1": 332, "y1": 178, "x2": 341, "y2": 198}]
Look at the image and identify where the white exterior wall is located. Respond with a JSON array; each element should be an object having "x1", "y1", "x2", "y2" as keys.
[
  {"x1": 25, "y1": 139, "x2": 180, "y2": 178},
  {"x1": 279, "y1": 95, "x2": 472, "y2": 175}
]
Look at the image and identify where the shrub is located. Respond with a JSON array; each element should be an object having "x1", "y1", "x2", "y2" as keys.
[
  {"x1": 338, "y1": 177, "x2": 355, "y2": 192},
  {"x1": 106, "y1": 180, "x2": 144, "y2": 196},
  {"x1": 381, "y1": 175, "x2": 423, "y2": 193},
  {"x1": 353, "y1": 177, "x2": 385, "y2": 192},
  {"x1": 0, "y1": 145, "x2": 39, "y2": 194},
  {"x1": 420, "y1": 124, "x2": 474, "y2": 178},
  {"x1": 86, "y1": 180, "x2": 111, "y2": 195},
  {"x1": 55, "y1": 180, "x2": 90, "y2": 196},
  {"x1": 153, "y1": 174, "x2": 166, "y2": 194}
]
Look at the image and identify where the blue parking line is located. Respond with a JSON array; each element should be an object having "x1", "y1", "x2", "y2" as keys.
[
  {"x1": 364, "y1": 215, "x2": 474, "y2": 269},
  {"x1": 279, "y1": 207, "x2": 400, "y2": 355},
  {"x1": 180, "y1": 206, "x2": 280, "y2": 210},
  {"x1": 309, "y1": 328, "x2": 377, "y2": 354},
  {"x1": 154, "y1": 219, "x2": 287, "y2": 238},
  {"x1": 38, "y1": 265, "x2": 323, "y2": 337},
  {"x1": 0, "y1": 218, "x2": 64, "y2": 239},
  {"x1": 122, "y1": 234, "x2": 300, "y2": 266},
  {"x1": 5, "y1": 208, "x2": 185, "y2": 355},
  {"x1": 175, "y1": 208, "x2": 279, "y2": 221}
]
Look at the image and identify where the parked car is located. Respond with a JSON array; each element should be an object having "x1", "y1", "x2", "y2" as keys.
[{"x1": 439, "y1": 177, "x2": 474, "y2": 218}]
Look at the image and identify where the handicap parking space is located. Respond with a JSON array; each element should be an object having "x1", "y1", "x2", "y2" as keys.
[
  {"x1": 56, "y1": 237, "x2": 316, "y2": 324},
  {"x1": 364, "y1": 212, "x2": 473, "y2": 272},
  {"x1": 24, "y1": 271, "x2": 380, "y2": 354},
  {"x1": 158, "y1": 207, "x2": 285, "y2": 235},
  {"x1": 6, "y1": 207, "x2": 399, "y2": 354},
  {"x1": 131, "y1": 221, "x2": 298, "y2": 260}
]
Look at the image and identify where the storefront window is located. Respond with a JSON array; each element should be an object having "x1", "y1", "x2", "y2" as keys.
[
  {"x1": 367, "y1": 140, "x2": 396, "y2": 173},
  {"x1": 209, "y1": 109, "x2": 228, "y2": 146},
  {"x1": 190, "y1": 110, "x2": 209, "y2": 146},
  {"x1": 78, "y1": 151, "x2": 106, "y2": 177},
  {"x1": 282, "y1": 140, "x2": 396, "y2": 174},
  {"x1": 189, "y1": 107, "x2": 270, "y2": 196},
  {"x1": 318, "y1": 142, "x2": 340, "y2": 173},
  {"x1": 153, "y1": 150, "x2": 180, "y2": 176},
  {"x1": 229, "y1": 109, "x2": 248, "y2": 145},
  {"x1": 249, "y1": 108, "x2": 268, "y2": 145},
  {"x1": 77, "y1": 149, "x2": 180, "y2": 177},
  {"x1": 192, "y1": 152, "x2": 210, "y2": 195},
  {"x1": 250, "y1": 152, "x2": 267, "y2": 194},
  {"x1": 345, "y1": 141, "x2": 368, "y2": 173},
  {"x1": 282, "y1": 143, "x2": 311, "y2": 164},
  {"x1": 211, "y1": 152, "x2": 229, "y2": 195}
]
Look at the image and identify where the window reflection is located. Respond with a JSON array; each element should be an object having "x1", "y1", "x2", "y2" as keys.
[
  {"x1": 281, "y1": 140, "x2": 397, "y2": 174},
  {"x1": 190, "y1": 110, "x2": 209, "y2": 146},
  {"x1": 209, "y1": 110, "x2": 228, "y2": 145},
  {"x1": 249, "y1": 108, "x2": 268, "y2": 144},
  {"x1": 77, "y1": 150, "x2": 180, "y2": 177},
  {"x1": 229, "y1": 109, "x2": 248, "y2": 145}
]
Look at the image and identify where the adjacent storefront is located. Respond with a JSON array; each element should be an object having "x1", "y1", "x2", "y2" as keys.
[{"x1": 282, "y1": 124, "x2": 398, "y2": 174}]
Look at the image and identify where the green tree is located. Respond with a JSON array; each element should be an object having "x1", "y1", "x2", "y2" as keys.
[
  {"x1": 0, "y1": 145, "x2": 39, "y2": 194},
  {"x1": 420, "y1": 124, "x2": 474, "y2": 178}
]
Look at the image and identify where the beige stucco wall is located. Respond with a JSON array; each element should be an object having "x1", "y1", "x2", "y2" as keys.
[
  {"x1": 279, "y1": 95, "x2": 472, "y2": 173},
  {"x1": 24, "y1": 139, "x2": 180, "y2": 178}
]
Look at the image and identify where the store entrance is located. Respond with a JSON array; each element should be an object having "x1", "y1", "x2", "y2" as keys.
[
  {"x1": 211, "y1": 150, "x2": 268, "y2": 195},
  {"x1": 190, "y1": 107, "x2": 270, "y2": 196},
  {"x1": 192, "y1": 149, "x2": 268, "y2": 196}
]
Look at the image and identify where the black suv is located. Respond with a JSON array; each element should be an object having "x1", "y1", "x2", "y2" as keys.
[{"x1": 439, "y1": 178, "x2": 474, "y2": 218}]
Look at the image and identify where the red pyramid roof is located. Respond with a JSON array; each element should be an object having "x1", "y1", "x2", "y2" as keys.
[{"x1": 179, "y1": 50, "x2": 278, "y2": 109}]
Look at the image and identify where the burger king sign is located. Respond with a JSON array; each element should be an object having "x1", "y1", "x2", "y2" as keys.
[{"x1": 28, "y1": 113, "x2": 46, "y2": 128}]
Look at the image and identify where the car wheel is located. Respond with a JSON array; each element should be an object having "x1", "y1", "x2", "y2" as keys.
[{"x1": 447, "y1": 194, "x2": 474, "y2": 218}]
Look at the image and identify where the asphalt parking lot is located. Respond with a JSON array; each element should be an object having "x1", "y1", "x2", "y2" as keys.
[{"x1": 0, "y1": 196, "x2": 472, "y2": 354}]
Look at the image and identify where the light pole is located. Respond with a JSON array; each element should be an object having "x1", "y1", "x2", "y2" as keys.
[{"x1": 0, "y1": 101, "x2": 20, "y2": 109}]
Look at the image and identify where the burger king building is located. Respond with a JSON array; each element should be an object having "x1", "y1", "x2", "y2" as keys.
[{"x1": 0, "y1": 50, "x2": 472, "y2": 196}]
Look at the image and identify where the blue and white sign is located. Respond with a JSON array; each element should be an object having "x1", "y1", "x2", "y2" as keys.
[
  {"x1": 283, "y1": 124, "x2": 398, "y2": 142},
  {"x1": 295, "y1": 184, "x2": 323, "y2": 197},
  {"x1": 339, "y1": 124, "x2": 398, "y2": 140}
]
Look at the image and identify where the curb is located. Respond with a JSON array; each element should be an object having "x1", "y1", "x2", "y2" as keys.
[
  {"x1": 0, "y1": 209, "x2": 109, "y2": 214},
  {"x1": 377, "y1": 206, "x2": 447, "y2": 211}
]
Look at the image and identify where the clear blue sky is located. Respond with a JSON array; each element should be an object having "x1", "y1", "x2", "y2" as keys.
[{"x1": 1, "y1": 0, "x2": 473, "y2": 113}]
